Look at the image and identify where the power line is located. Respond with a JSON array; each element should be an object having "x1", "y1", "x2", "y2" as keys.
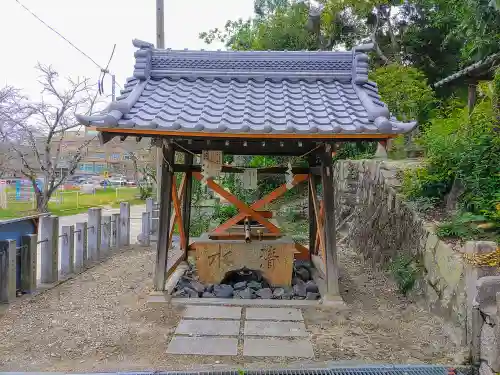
[{"x1": 14, "y1": 0, "x2": 123, "y2": 90}]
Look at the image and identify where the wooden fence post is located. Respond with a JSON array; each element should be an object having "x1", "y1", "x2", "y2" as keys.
[
  {"x1": 75, "y1": 222, "x2": 87, "y2": 271},
  {"x1": 87, "y1": 208, "x2": 102, "y2": 262},
  {"x1": 60, "y1": 225, "x2": 74, "y2": 276},
  {"x1": 120, "y1": 202, "x2": 130, "y2": 247},
  {"x1": 40, "y1": 216, "x2": 59, "y2": 284},
  {"x1": 0, "y1": 239, "x2": 16, "y2": 303},
  {"x1": 101, "y1": 215, "x2": 111, "y2": 256},
  {"x1": 141, "y1": 212, "x2": 151, "y2": 247},
  {"x1": 21, "y1": 234, "x2": 37, "y2": 293},
  {"x1": 111, "y1": 213, "x2": 120, "y2": 250}
]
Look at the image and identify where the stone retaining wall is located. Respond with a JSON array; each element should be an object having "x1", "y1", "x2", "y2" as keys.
[
  {"x1": 474, "y1": 277, "x2": 500, "y2": 375},
  {"x1": 335, "y1": 159, "x2": 499, "y2": 349}
]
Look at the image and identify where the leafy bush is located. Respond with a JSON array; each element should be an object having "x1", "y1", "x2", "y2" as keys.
[
  {"x1": 333, "y1": 142, "x2": 376, "y2": 161},
  {"x1": 436, "y1": 212, "x2": 487, "y2": 239},
  {"x1": 213, "y1": 203, "x2": 238, "y2": 224},
  {"x1": 189, "y1": 210, "x2": 211, "y2": 237},
  {"x1": 370, "y1": 64, "x2": 437, "y2": 124},
  {"x1": 388, "y1": 254, "x2": 420, "y2": 296},
  {"x1": 138, "y1": 182, "x2": 153, "y2": 200},
  {"x1": 401, "y1": 75, "x2": 500, "y2": 239}
]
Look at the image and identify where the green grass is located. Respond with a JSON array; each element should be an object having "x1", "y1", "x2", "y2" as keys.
[{"x1": 0, "y1": 187, "x2": 143, "y2": 219}]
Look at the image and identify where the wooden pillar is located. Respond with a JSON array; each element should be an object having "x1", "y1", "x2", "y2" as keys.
[
  {"x1": 182, "y1": 153, "x2": 194, "y2": 254},
  {"x1": 308, "y1": 154, "x2": 317, "y2": 258},
  {"x1": 153, "y1": 142, "x2": 175, "y2": 291},
  {"x1": 468, "y1": 82, "x2": 477, "y2": 114},
  {"x1": 319, "y1": 144, "x2": 340, "y2": 297}
]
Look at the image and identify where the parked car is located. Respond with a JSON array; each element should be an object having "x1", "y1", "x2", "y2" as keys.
[
  {"x1": 108, "y1": 177, "x2": 127, "y2": 186},
  {"x1": 126, "y1": 180, "x2": 137, "y2": 187}
]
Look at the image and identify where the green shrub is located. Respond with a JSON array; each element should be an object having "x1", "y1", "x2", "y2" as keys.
[
  {"x1": 401, "y1": 81, "x2": 500, "y2": 239},
  {"x1": 333, "y1": 142, "x2": 376, "y2": 161},
  {"x1": 138, "y1": 182, "x2": 153, "y2": 200},
  {"x1": 213, "y1": 203, "x2": 238, "y2": 224},
  {"x1": 370, "y1": 64, "x2": 437, "y2": 124},
  {"x1": 388, "y1": 254, "x2": 420, "y2": 296},
  {"x1": 435, "y1": 212, "x2": 486, "y2": 240}
]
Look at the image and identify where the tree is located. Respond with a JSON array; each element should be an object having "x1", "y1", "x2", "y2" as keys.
[{"x1": 0, "y1": 64, "x2": 100, "y2": 212}]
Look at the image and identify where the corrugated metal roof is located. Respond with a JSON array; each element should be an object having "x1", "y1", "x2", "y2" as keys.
[{"x1": 76, "y1": 40, "x2": 417, "y2": 136}]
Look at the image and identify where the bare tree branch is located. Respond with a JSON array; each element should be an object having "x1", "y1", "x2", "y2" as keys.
[{"x1": 0, "y1": 64, "x2": 100, "y2": 212}]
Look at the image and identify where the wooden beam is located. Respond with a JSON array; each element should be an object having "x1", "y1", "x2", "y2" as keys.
[
  {"x1": 193, "y1": 172, "x2": 281, "y2": 234},
  {"x1": 167, "y1": 175, "x2": 186, "y2": 252},
  {"x1": 182, "y1": 153, "x2": 194, "y2": 256},
  {"x1": 96, "y1": 127, "x2": 398, "y2": 140},
  {"x1": 153, "y1": 143, "x2": 175, "y2": 291},
  {"x1": 319, "y1": 144, "x2": 340, "y2": 296},
  {"x1": 212, "y1": 174, "x2": 309, "y2": 233},
  {"x1": 294, "y1": 242, "x2": 310, "y2": 261},
  {"x1": 171, "y1": 179, "x2": 186, "y2": 251},
  {"x1": 314, "y1": 201, "x2": 325, "y2": 259},
  {"x1": 309, "y1": 178, "x2": 325, "y2": 261},
  {"x1": 98, "y1": 132, "x2": 115, "y2": 145},
  {"x1": 308, "y1": 155, "x2": 317, "y2": 260},
  {"x1": 172, "y1": 164, "x2": 319, "y2": 175}
]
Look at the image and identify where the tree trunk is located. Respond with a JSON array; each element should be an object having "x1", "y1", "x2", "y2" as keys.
[
  {"x1": 36, "y1": 191, "x2": 49, "y2": 213},
  {"x1": 132, "y1": 158, "x2": 139, "y2": 181}
]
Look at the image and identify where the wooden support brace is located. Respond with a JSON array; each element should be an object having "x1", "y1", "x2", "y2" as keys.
[
  {"x1": 167, "y1": 175, "x2": 186, "y2": 252},
  {"x1": 315, "y1": 201, "x2": 325, "y2": 256},
  {"x1": 193, "y1": 172, "x2": 283, "y2": 234},
  {"x1": 211, "y1": 174, "x2": 309, "y2": 233},
  {"x1": 171, "y1": 178, "x2": 187, "y2": 251},
  {"x1": 310, "y1": 180, "x2": 326, "y2": 262}
]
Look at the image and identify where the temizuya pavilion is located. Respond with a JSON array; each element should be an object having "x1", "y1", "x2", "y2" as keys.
[{"x1": 76, "y1": 39, "x2": 416, "y2": 301}]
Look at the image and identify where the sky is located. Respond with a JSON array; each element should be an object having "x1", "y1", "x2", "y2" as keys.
[{"x1": 0, "y1": 0, "x2": 255, "y2": 101}]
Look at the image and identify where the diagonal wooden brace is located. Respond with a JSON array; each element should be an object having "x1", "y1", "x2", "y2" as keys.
[
  {"x1": 171, "y1": 178, "x2": 187, "y2": 251},
  {"x1": 193, "y1": 172, "x2": 282, "y2": 233},
  {"x1": 211, "y1": 174, "x2": 309, "y2": 234},
  {"x1": 167, "y1": 175, "x2": 186, "y2": 251}
]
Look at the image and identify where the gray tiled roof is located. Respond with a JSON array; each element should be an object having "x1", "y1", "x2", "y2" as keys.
[{"x1": 76, "y1": 39, "x2": 416, "y2": 136}]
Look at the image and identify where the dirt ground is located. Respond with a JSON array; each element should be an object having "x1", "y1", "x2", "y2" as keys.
[{"x1": 0, "y1": 244, "x2": 465, "y2": 373}]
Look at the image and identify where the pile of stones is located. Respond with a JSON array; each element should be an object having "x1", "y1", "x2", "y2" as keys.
[{"x1": 171, "y1": 264, "x2": 320, "y2": 300}]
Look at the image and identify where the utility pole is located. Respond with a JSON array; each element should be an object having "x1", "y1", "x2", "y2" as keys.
[
  {"x1": 155, "y1": 0, "x2": 165, "y2": 201},
  {"x1": 112, "y1": 75, "x2": 116, "y2": 101}
]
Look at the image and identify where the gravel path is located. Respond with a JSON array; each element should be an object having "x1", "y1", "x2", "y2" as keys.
[{"x1": 0, "y1": 245, "x2": 465, "y2": 372}]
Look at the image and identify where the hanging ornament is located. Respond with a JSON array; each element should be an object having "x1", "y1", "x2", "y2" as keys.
[
  {"x1": 201, "y1": 150, "x2": 223, "y2": 183},
  {"x1": 243, "y1": 168, "x2": 258, "y2": 190}
]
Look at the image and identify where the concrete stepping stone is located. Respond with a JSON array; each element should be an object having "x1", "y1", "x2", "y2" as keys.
[
  {"x1": 167, "y1": 336, "x2": 238, "y2": 355},
  {"x1": 246, "y1": 307, "x2": 303, "y2": 321},
  {"x1": 176, "y1": 319, "x2": 240, "y2": 336},
  {"x1": 183, "y1": 305, "x2": 241, "y2": 320},
  {"x1": 244, "y1": 320, "x2": 308, "y2": 337},
  {"x1": 243, "y1": 338, "x2": 314, "y2": 357}
]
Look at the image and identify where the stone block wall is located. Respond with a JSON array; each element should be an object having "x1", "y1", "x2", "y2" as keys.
[
  {"x1": 334, "y1": 159, "x2": 499, "y2": 348},
  {"x1": 474, "y1": 277, "x2": 500, "y2": 375}
]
